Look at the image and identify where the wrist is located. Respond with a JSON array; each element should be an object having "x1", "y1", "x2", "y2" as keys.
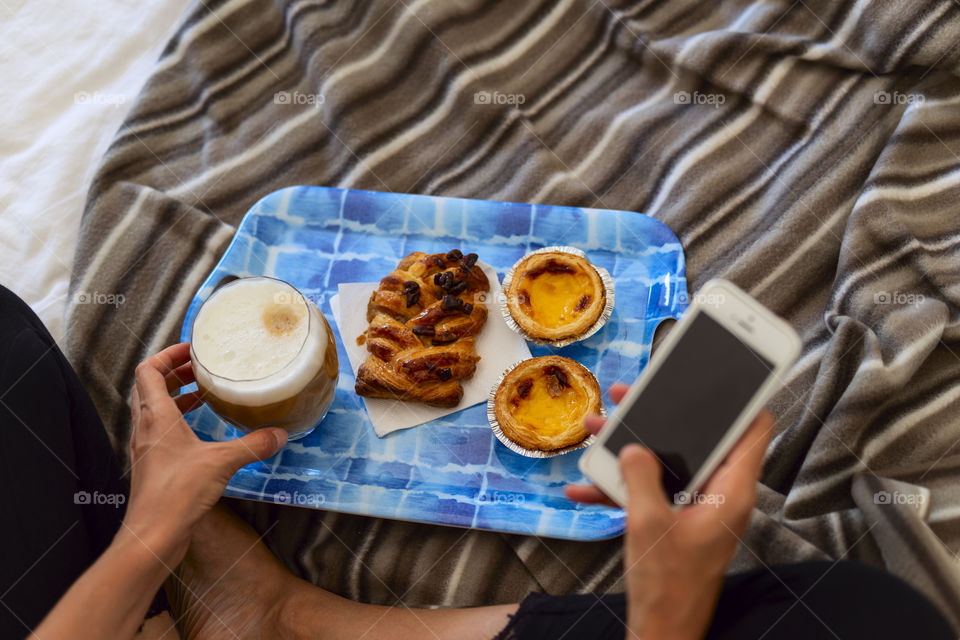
[
  {"x1": 626, "y1": 574, "x2": 723, "y2": 640},
  {"x1": 114, "y1": 520, "x2": 187, "y2": 573},
  {"x1": 628, "y1": 619, "x2": 701, "y2": 640},
  {"x1": 32, "y1": 528, "x2": 175, "y2": 640},
  {"x1": 628, "y1": 605, "x2": 696, "y2": 640}
]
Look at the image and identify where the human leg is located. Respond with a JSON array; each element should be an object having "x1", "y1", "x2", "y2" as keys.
[
  {"x1": 706, "y1": 560, "x2": 953, "y2": 639},
  {"x1": 492, "y1": 560, "x2": 953, "y2": 640},
  {"x1": 167, "y1": 502, "x2": 516, "y2": 640},
  {"x1": 0, "y1": 285, "x2": 129, "y2": 635},
  {"x1": 167, "y1": 495, "x2": 954, "y2": 640}
]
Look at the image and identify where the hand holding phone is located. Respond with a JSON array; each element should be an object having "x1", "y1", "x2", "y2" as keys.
[
  {"x1": 566, "y1": 384, "x2": 776, "y2": 640},
  {"x1": 578, "y1": 279, "x2": 800, "y2": 507}
]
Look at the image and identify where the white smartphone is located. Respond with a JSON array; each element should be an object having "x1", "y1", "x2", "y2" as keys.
[{"x1": 578, "y1": 279, "x2": 801, "y2": 508}]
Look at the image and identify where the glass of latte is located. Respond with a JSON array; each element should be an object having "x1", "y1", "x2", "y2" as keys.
[{"x1": 190, "y1": 276, "x2": 339, "y2": 441}]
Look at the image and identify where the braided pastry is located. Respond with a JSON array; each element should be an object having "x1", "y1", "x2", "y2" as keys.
[{"x1": 355, "y1": 250, "x2": 490, "y2": 407}]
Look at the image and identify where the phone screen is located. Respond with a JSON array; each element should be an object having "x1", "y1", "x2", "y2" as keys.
[{"x1": 603, "y1": 311, "x2": 774, "y2": 498}]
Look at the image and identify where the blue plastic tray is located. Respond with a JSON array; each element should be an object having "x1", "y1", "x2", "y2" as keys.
[{"x1": 181, "y1": 186, "x2": 687, "y2": 540}]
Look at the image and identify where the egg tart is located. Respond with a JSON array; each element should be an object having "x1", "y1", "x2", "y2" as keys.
[
  {"x1": 506, "y1": 250, "x2": 606, "y2": 342},
  {"x1": 493, "y1": 356, "x2": 601, "y2": 452}
]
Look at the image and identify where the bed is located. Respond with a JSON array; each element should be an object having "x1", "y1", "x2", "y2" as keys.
[{"x1": 0, "y1": 0, "x2": 191, "y2": 345}]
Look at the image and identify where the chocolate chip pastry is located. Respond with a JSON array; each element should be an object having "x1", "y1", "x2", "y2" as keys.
[{"x1": 355, "y1": 250, "x2": 490, "y2": 407}]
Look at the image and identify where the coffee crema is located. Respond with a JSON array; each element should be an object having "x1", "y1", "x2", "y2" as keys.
[{"x1": 190, "y1": 277, "x2": 339, "y2": 439}]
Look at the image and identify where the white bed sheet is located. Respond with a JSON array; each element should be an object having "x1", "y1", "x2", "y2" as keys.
[{"x1": 0, "y1": 0, "x2": 192, "y2": 346}]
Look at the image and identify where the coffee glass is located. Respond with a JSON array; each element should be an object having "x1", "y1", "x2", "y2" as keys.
[{"x1": 190, "y1": 276, "x2": 339, "y2": 441}]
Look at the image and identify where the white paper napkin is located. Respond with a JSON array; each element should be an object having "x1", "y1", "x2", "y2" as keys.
[{"x1": 329, "y1": 261, "x2": 531, "y2": 436}]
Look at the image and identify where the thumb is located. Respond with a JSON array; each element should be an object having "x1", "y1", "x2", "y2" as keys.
[
  {"x1": 220, "y1": 428, "x2": 288, "y2": 472},
  {"x1": 620, "y1": 444, "x2": 671, "y2": 516}
]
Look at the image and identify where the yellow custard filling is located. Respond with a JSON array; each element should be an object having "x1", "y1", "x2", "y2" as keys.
[
  {"x1": 511, "y1": 376, "x2": 589, "y2": 437},
  {"x1": 520, "y1": 271, "x2": 595, "y2": 329}
]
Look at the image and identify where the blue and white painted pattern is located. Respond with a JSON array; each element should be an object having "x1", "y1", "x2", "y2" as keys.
[{"x1": 180, "y1": 186, "x2": 687, "y2": 540}]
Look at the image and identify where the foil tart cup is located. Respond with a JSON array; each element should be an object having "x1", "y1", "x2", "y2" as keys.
[
  {"x1": 500, "y1": 245, "x2": 615, "y2": 347},
  {"x1": 487, "y1": 360, "x2": 604, "y2": 458}
]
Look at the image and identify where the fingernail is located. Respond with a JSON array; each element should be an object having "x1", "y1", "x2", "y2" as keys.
[
  {"x1": 273, "y1": 429, "x2": 288, "y2": 449},
  {"x1": 620, "y1": 443, "x2": 645, "y2": 457}
]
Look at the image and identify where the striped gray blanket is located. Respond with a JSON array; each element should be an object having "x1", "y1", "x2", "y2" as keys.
[{"x1": 66, "y1": 0, "x2": 960, "y2": 629}]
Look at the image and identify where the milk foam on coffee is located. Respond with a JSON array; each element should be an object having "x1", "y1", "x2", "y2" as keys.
[{"x1": 191, "y1": 278, "x2": 328, "y2": 406}]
